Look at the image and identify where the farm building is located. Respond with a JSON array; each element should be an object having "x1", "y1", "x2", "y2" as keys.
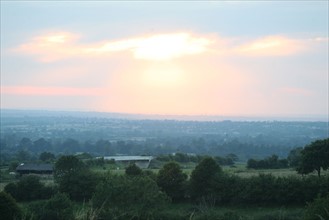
[
  {"x1": 16, "y1": 163, "x2": 54, "y2": 175},
  {"x1": 102, "y1": 156, "x2": 153, "y2": 169}
]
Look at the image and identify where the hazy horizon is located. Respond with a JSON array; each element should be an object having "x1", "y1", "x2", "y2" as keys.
[
  {"x1": 1, "y1": 1, "x2": 328, "y2": 116},
  {"x1": 1, "y1": 108, "x2": 328, "y2": 122}
]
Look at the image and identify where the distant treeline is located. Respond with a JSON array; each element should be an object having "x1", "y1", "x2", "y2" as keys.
[
  {"x1": 247, "y1": 154, "x2": 288, "y2": 169},
  {"x1": 1, "y1": 116, "x2": 328, "y2": 162},
  {"x1": 156, "y1": 152, "x2": 238, "y2": 166}
]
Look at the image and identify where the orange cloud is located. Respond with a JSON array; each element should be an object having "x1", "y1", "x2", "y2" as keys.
[{"x1": 13, "y1": 32, "x2": 83, "y2": 62}]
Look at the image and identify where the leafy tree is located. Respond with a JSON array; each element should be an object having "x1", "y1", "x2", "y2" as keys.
[
  {"x1": 55, "y1": 155, "x2": 97, "y2": 201},
  {"x1": 58, "y1": 169, "x2": 98, "y2": 201},
  {"x1": 125, "y1": 163, "x2": 142, "y2": 176},
  {"x1": 287, "y1": 147, "x2": 303, "y2": 167},
  {"x1": 92, "y1": 174, "x2": 169, "y2": 219},
  {"x1": 39, "y1": 152, "x2": 55, "y2": 162},
  {"x1": 157, "y1": 162, "x2": 187, "y2": 202},
  {"x1": 297, "y1": 138, "x2": 329, "y2": 177},
  {"x1": 190, "y1": 157, "x2": 223, "y2": 201},
  {"x1": 54, "y1": 155, "x2": 86, "y2": 182},
  {"x1": 0, "y1": 191, "x2": 22, "y2": 220}
]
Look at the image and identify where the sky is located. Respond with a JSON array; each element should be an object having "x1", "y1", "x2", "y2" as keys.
[{"x1": 1, "y1": 1, "x2": 328, "y2": 118}]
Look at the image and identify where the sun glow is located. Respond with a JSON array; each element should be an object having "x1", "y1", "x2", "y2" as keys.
[
  {"x1": 142, "y1": 64, "x2": 184, "y2": 87},
  {"x1": 133, "y1": 33, "x2": 211, "y2": 61}
]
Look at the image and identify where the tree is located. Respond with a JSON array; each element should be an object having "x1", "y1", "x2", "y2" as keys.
[
  {"x1": 58, "y1": 169, "x2": 98, "y2": 201},
  {"x1": 33, "y1": 138, "x2": 52, "y2": 152},
  {"x1": 297, "y1": 139, "x2": 329, "y2": 177},
  {"x1": 190, "y1": 157, "x2": 223, "y2": 201},
  {"x1": 16, "y1": 149, "x2": 31, "y2": 162},
  {"x1": 125, "y1": 163, "x2": 142, "y2": 176},
  {"x1": 54, "y1": 155, "x2": 85, "y2": 182},
  {"x1": 92, "y1": 174, "x2": 169, "y2": 219},
  {"x1": 39, "y1": 152, "x2": 55, "y2": 162},
  {"x1": 226, "y1": 153, "x2": 239, "y2": 162},
  {"x1": 0, "y1": 191, "x2": 22, "y2": 220},
  {"x1": 18, "y1": 137, "x2": 32, "y2": 150},
  {"x1": 287, "y1": 147, "x2": 303, "y2": 167},
  {"x1": 157, "y1": 162, "x2": 187, "y2": 202},
  {"x1": 61, "y1": 138, "x2": 80, "y2": 154},
  {"x1": 54, "y1": 155, "x2": 97, "y2": 201}
]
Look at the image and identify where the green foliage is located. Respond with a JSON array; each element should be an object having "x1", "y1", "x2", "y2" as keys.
[
  {"x1": 214, "y1": 156, "x2": 234, "y2": 166},
  {"x1": 297, "y1": 138, "x2": 329, "y2": 177},
  {"x1": 39, "y1": 152, "x2": 55, "y2": 162},
  {"x1": 125, "y1": 163, "x2": 143, "y2": 176},
  {"x1": 59, "y1": 169, "x2": 99, "y2": 201},
  {"x1": 190, "y1": 157, "x2": 223, "y2": 201},
  {"x1": 8, "y1": 160, "x2": 19, "y2": 172},
  {"x1": 303, "y1": 195, "x2": 329, "y2": 220},
  {"x1": 4, "y1": 175, "x2": 55, "y2": 201},
  {"x1": 288, "y1": 147, "x2": 303, "y2": 167},
  {"x1": 157, "y1": 162, "x2": 187, "y2": 202},
  {"x1": 54, "y1": 155, "x2": 98, "y2": 201},
  {"x1": 28, "y1": 193, "x2": 74, "y2": 220},
  {"x1": 54, "y1": 155, "x2": 86, "y2": 182},
  {"x1": 92, "y1": 174, "x2": 169, "y2": 219},
  {"x1": 0, "y1": 191, "x2": 22, "y2": 220},
  {"x1": 247, "y1": 154, "x2": 288, "y2": 169}
]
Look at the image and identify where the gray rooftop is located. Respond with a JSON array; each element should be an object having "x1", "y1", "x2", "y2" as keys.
[
  {"x1": 103, "y1": 156, "x2": 153, "y2": 161},
  {"x1": 16, "y1": 163, "x2": 54, "y2": 171}
]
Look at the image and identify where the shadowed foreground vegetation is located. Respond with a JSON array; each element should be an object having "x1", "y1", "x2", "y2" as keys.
[{"x1": 0, "y1": 139, "x2": 328, "y2": 219}]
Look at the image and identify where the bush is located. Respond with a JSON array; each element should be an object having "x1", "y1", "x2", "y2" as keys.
[
  {"x1": 92, "y1": 174, "x2": 169, "y2": 219},
  {"x1": 28, "y1": 193, "x2": 74, "y2": 220},
  {"x1": 0, "y1": 191, "x2": 22, "y2": 220},
  {"x1": 4, "y1": 175, "x2": 55, "y2": 201},
  {"x1": 303, "y1": 194, "x2": 329, "y2": 220}
]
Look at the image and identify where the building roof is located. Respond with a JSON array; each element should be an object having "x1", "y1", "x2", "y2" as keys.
[
  {"x1": 16, "y1": 163, "x2": 54, "y2": 171},
  {"x1": 103, "y1": 156, "x2": 153, "y2": 161}
]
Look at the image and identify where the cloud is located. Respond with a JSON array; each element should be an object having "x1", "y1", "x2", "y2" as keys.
[
  {"x1": 13, "y1": 32, "x2": 213, "y2": 62},
  {"x1": 13, "y1": 31, "x2": 324, "y2": 63},
  {"x1": 234, "y1": 36, "x2": 306, "y2": 56},
  {"x1": 13, "y1": 32, "x2": 82, "y2": 62},
  {"x1": 1, "y1": 86, "x2": 104, "y2": 96}
]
